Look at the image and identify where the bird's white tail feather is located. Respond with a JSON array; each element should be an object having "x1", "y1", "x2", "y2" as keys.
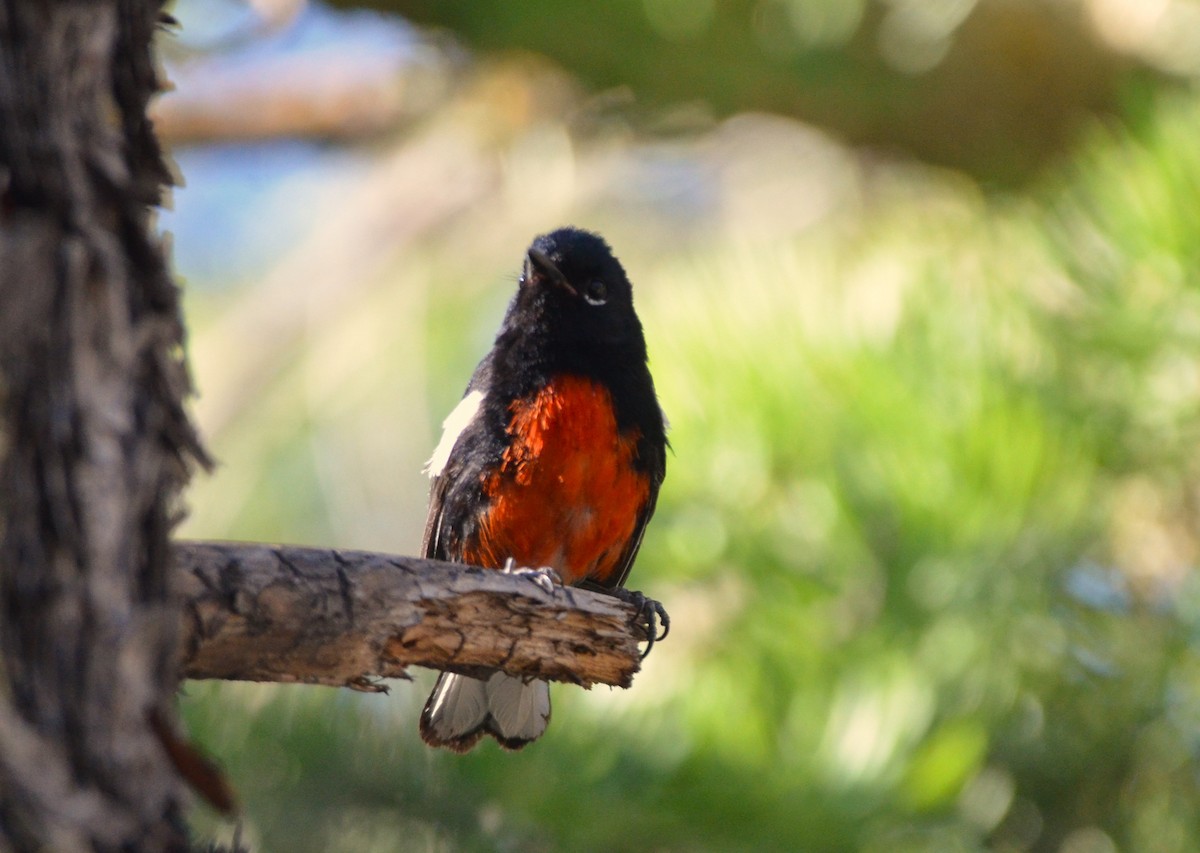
[
  {"x1": 420, "y1": 672, "x2": 550, "y2": 752},
  {"x1": 484, "y1": 672, "x2": 550, "y2": 745},
  {"x1": 420, "y1": 673, "x2": 488, "y2": 751}
]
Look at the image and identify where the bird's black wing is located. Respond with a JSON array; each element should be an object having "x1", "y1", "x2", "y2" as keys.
[
  {"x1": 420, "y1": 468, "x2": 453, "y2": 561},
  {"x1": 602, "y1": 488, "x2": 660, "y2": 591}
]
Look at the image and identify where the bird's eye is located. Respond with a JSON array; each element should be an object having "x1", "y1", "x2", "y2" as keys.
[{"x1": 583, "y1": 280, "x2": 608, "y2": 306}]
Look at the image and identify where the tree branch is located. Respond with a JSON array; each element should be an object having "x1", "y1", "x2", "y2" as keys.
[{"x1": 175, "y1": 541, "x2": 652, "y2": 692}]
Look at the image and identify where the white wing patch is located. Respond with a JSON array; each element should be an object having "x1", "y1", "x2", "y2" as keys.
[{"x1": 423, "y1": 389, "x2": 485, "y2": 479}]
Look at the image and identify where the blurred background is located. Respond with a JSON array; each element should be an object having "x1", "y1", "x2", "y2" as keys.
[{"x1": 162, "y1": 1, "x2": 1200, "y2": 850}]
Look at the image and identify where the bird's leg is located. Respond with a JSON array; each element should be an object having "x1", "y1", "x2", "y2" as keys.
[{"x1": 502, "y1": 558, "x2": 562, "y2": 595}]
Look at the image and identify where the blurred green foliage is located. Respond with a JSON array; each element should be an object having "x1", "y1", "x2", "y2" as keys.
[
  {"x1": 367, "y1": 0, "x2": 1136, "y2": 185},
  {"x1": 183, "y1": 87, "x2": 1200, "y2": 851}
]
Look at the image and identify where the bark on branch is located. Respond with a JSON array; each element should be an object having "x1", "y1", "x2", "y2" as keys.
[{"x1": 175, "y1": 541, "x2": 655, "y2": 691}]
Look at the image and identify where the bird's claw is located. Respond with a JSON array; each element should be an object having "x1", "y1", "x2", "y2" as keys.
[
  {"x1": 502, "y1": 559, "x2": 562, "y2": 595},
  {"x1": 608, "y1": 587, "x2": 670, "y2": 659}
]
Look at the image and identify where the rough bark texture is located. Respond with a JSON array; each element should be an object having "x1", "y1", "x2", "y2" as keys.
[
  {"x1": 177, "y1": 542, "x2": 650, "y2": 690},
  {"x1": 0, "y1": 3, "x2": 207, "y2": 851}
]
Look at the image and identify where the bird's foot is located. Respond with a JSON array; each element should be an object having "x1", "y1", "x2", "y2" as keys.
[
  {"x1": 502, "y1": 559, "x2": 562, "y2": 595},
  {"x1": 608, "y1": 587, "x2": 670, "y2": 659}
]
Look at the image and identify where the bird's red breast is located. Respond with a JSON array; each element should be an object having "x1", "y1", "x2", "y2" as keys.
[{"x1": 467, "y1": 374, "x2": 649, "y2": 587}]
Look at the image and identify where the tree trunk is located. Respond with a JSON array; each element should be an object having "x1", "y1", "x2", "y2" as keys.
[{"x1": 0, "y1": 2, "x2": 207, "y2": 850}]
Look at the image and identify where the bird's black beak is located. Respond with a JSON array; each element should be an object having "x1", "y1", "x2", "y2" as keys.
[{"x1": 525, "y1": 248, "x2": 576, "y2": 296}]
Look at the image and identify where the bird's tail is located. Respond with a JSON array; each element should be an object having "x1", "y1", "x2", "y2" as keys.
[{"x1": 420, "y1": 671, "x2": 551, "y2": 752}]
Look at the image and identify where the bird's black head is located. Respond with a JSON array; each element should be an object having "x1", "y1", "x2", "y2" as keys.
[
  {"x1": 482, "y1": 226, "x2": 664, "y2": 453},
  {"x1": 506, "y1": 227, "x2": 645, "y2": 355}
]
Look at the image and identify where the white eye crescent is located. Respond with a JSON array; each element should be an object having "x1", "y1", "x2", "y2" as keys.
[{"x1": 584, "y1": 280, "x2": 608, "y2": 305}]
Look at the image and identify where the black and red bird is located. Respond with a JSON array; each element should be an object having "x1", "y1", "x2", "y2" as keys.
[{"x1": 419, "y1": 227, "x2": 668, "y2": 752}]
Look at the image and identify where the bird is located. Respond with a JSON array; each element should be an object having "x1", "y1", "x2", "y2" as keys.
[{"x1": 418, "y1": 226, "x2": 668, "y2": 753}]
